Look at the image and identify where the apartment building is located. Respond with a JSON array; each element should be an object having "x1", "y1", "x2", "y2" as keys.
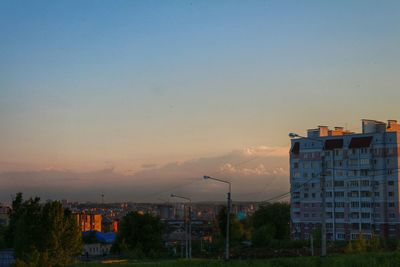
[
  {"x1": 290, "y1": 119, "x2": 400, "y2": 241},
  {"x1": 74, "y1": 212, "x2": 102, "y2": 232}
]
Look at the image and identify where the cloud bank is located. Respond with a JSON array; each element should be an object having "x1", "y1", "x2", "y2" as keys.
[{"x1": 0, "y1": 146, "x2": 290, "y2": 204}]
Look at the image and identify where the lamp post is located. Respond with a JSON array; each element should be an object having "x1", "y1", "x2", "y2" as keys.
[
  {"x1": 171, "y1": 194, "x2": 192, "y2": 259},
  {"x1": 289, "y1": 133, "x2": 326, "y2": 257},
  {"x1": 203, "y1": 175, "x2": 231, "y2": 261}
]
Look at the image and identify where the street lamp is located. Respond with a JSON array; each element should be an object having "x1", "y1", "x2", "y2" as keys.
[
  {"x1": 171, "y1": 194, "x2": 192, "y2": 259},
  {"x1": 289, "y1": 133, "x2": 327, "y2": 257},
  {"x1": 203, "y1": 175, "x2": 231, "y2": 261}
]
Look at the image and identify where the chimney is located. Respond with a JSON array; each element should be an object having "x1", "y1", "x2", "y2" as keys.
[{"x1": 387, "y1": 120, "x2": 400, "y2": 132}]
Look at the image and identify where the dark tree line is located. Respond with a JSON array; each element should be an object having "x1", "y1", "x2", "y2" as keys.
[{"x1": 3, "y1": 193, "x2": 82, "y2": 266}]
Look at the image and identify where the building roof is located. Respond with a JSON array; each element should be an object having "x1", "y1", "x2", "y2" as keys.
[{"x1": 82, "y1": 231, "x2": 116, "y2": 244}]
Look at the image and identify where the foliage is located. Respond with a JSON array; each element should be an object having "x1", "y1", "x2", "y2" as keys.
[
  {"x1": 251, "y1": 203, "x2": 290, "y2": 247},
  {"x1": 251, "y1": 224, "x2": 275, "y2": 247},
  {"x1": 6, "y1": 193, "x2": 82, "y2": 266},
  {"x1": 0, "y1": 224, "x2": 6, "y2": 249},
  {"x1": 217, "y1": 207, "x2": 244, "y2": 246},
  {"x1": 82, "y1": 231, "x2": 99, "y2": 244},
  {"x1": 345, "y1": 241, "x2": 354, "y2": 254},
  {"x1": 113, "y1": 211, "x2": 165, "y2": 258},
  {"x1": 353, "y1": 234, "x2": 367, "y2": 253},
  {"x1": 369, "y1": 234, "x2": 380, "y2": 252}
]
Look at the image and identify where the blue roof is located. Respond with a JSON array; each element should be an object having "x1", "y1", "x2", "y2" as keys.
[{"x1": 83, "y1": 231, "x2": 116, "y2": 244}]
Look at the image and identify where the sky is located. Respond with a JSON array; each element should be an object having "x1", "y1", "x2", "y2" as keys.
[{"x1": 0, "y1": 0, "x2": 399, "y2": 203}]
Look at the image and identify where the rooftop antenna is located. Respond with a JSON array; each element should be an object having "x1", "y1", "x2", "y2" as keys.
[{"x1": 101, "y1": 192, "x2": 105, "y2": 205}]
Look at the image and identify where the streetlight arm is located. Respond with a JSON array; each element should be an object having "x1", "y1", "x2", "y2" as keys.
[
  {"x1": 170, "y1": 194, "x2": 191, "y2": 203},
  {"x1": 203, "y1": 176, "x2": 231, "y2": 189}
]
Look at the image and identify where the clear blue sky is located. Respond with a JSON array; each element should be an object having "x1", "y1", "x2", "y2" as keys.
[{"x1": 1, "y1": 0, "x2": 399, "y2": 172}]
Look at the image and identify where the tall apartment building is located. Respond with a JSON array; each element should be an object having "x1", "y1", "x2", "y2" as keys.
[{"x1": 290, "y1": 119, "x2": 400, "y2": 241}]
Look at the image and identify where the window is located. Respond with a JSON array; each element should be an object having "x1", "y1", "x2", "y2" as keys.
[
  {"x1": 335, "y1": 202, "x2": 345, "y2": 208},
  {"x1": 335, "y1": 191, "x2": 345, "y2": 197},
  {"x1": 373, "y1": 213, "x2": 380, "y2": 219},
  {"x1": 361, "y1": 202, "x2": 371, "y2": 208},
  {"x1": 388, "y1": 192, "x2": 394, "y2": 197},
  {"x1": 361, "y1": 213, "x2": 371, "y2": 219},
  {"x1": 388, "y1": 181, "x2": 394, "y2": 186},
  {"x1": 303, "y1": 193, "x2": 308, "y2": 198},
  {"x1": 349, "y1": 159, "x2": 358, "y2": 166},
  {"x1": 351, "y1": 202, "x2": 359, "y2": 208},
  {"x1": 335, "y1": 212, "x2": 344, "y2": 218},
  {"x1": 361, "y1": 191, "x2": 372, "y2": 197},
  {"x1": 389, "y1": 213, "x2": 396, "y2": 219},
  {"x1": 351, "y1": 212, "x2": 359, "y2": 219},
  {"x1": 374, "y1": 192, "x2": 380, "y2": 197},
  {"x1": 337, "y1": 233, "x2": 345, "y2": 240},
  {"x1": 388, "y1": 202, "x2": 395, "y2": 208},
  {"x1": 360, "y1": 180, "x2": 370, "y2": 186},
  {"x1": 335, "y1": 181, "x2": 345, "y2": 187},
  {"x1": 360, "y1": 158, "x2": 370, "y2": 165},
  {"x1": 348, "y1": 180, "x2": 359, "y2": 187}
]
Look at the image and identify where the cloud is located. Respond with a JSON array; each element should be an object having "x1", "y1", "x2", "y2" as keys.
[
  {"x1": 141, "y1": 163, "x2": 158, "y2": 169},
  {"x1": 0, "y1": 146, "x2": 290, "y2": 203}
]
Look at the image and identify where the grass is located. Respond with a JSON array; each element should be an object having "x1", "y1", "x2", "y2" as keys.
[{"x1": 71, "y1": 252, "x2": 400, "y2": 267}]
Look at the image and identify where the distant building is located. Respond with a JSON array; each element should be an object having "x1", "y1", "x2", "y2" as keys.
[
  {"x1": 101, "y1": 217, "x2": 119, "y2": 232},
  {"x1": 82, "y1": 231, "x2": 116, "y2": 257},
  {"x1": 290, "y1": 119, "x2": 400, "y2": 241},
  {"x1": 74, "y1": 212, "x2": 102, "y2": 232},
  {"x1": 0, "y1": 206, "x2": 10, "y2": 227}
]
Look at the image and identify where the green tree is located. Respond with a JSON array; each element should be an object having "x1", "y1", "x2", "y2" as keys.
[
  {"x1": 251, "y1": 203, "x2": 290, "y2": 246},
  {"x1": 0, "y1": 225, "x2": 6, "y2": 249},
  {"x1": 354, "y1": 234, "x2": 367, "y2": 253},
  {"x1": 252, "y1": 223, "x2": 276, "y2": 247},
  {"x1": 345, "y1": 241, "x2": 354, "y2": 254},
  {"x1": 217, "y1": 207, "x2": 244, "y2": 246},
  {"x1": 6, "y1": 193, "x2": 82, "y2": 266},
  {"x1": 113, "y1": 211, "x2": 165, "y2": 258},
  {"x1": 369, "y1": 233, "x2": 380, "y2": 252}
]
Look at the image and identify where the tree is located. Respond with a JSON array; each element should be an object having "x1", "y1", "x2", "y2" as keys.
[
  {"x1": 251, "y1": 203, "x2": 290, "y2": 246},
  {"x1": 113, "y1": 211, "x2": 165, "y2": 258},
  {"x1": 354, "y1": 234, "x2": 367, "y2": 253},
  {"x1": 6, "y1": 193, "x2": 82, "y2": 266},
  {"x1": 217, "y1": 207, "x2": 244, "y2": 246}
]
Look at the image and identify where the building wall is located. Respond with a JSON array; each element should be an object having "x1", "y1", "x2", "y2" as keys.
[
  {"x1": 74, "y1": 213, "x2": 102, "y2": 232},
  {"x1": 290, "y1": 120, "x2": 400, "y2": 241}
]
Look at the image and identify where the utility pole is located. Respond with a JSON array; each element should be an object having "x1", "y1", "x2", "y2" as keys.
[
  {"x1": 185, "y1": 206, "x2": 188, "y2": 259},
  {"x1": 171, "y1": 194, "x2": 192, "y2": 259},
  {"x1": 203, "y1": 176, "x2": 231, "y2": 261},
  {"x1": 226, "y1": 190, "x2": 231, "y2": 261},
  {"x1": 188, "y1": 205, "x2": 192, "y2": 259},
  {"x1": 311, "y1": 233, "x2": 314, "y2": 256}
]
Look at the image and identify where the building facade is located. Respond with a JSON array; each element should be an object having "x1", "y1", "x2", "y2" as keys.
[
  {"x1": 74, "y1": 212, "x2": 102, "y2": 232},
  {"x1": 290, "y1": 119, "x2": 400, "y2": 241}
]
